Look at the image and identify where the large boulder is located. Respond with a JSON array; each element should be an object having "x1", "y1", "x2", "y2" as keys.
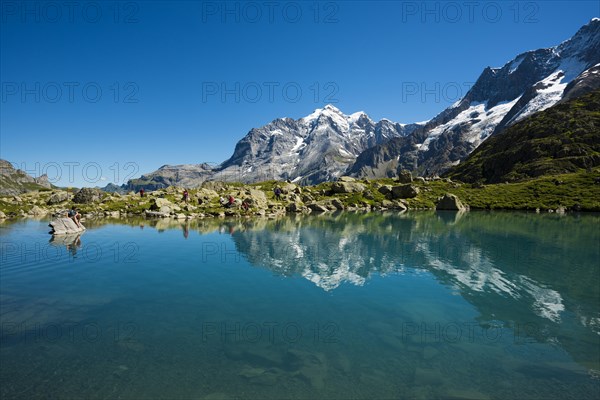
[
  {"x1": 47, "y1": 191, "x2": 68, "y2": 205},
  {"x1": 286, "y1": 202, "x2": 305, "y2": 213},
  {"x1": 338, "y1": 176, "x2": 356, "y2": 182},
  {"x1": 331, "y1": 199, "x2": 345, "y2": 210},
  {"x1": 307, "y1": 202, "x2": 330, "y2": 213},
  {"x1": 73, "y1": 188, "x2": 102, "y2": 204},
  {"x1": 378, "y1": 185, "x2": 393, "y2": 196},
  {"x1": 331, "y1": 181, "x2": 366, "y2": 194},
  {"x1": 391, "y1": 184, "x2": 419, "y2": 199},
  {"x1": 243, "y1": 189, "x2": 268, "y2": 208},
  {"x1": 436, "y1": 193, "x2": 468, "y2": 211},
  {"x1": 397, "y1": 169, "x2": 413, "y2": 184},
  {"x1": 280, "y1": 183, "x2": 300, "y2": 194},
  {"x1": 149, "y1": 197, "x2": 173, "y2": 211},
  {"x1": 28, "y1": 206, "x2": 47, "y2": 216},
  {"x1": 49, "y1": 218, "x2": 86, "y2": 235}
]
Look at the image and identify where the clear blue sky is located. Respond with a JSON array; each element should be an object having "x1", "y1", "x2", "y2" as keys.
[{"x1": 1, "y1": 0, "x2": 598, "y2": 187}]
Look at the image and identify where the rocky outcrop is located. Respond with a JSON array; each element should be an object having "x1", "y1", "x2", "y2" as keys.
[
  {"x1": 28, "y1": 206, "x2": 47, "y2": 216},
  {"x1": 73, "y1": 188, "x2": 102, "y2": 204},
  {"x1": 331, "y1": 181, "x2": 366, "y2": 194},
  {"x1": 47, "y1": 191, "x2": 68, "y2": 205},
  {"x1": 436, "y1": 193, "x2": 468, "y2": 211},
  {"x1": 149, "y1": 197, "x2": 173, "y2": 211},
  {"x1": 396, "y1": 170, "x2": 413, "y2": 184},
  {"x1": 0, "y1": 159, "x2": 52, "y2": 195},
  {"x1": 49, "y1": 218, "x2": 86, "y2": 235},
  {"x1": 391, "y1": 184, "x2": 419, "y2": 199}
]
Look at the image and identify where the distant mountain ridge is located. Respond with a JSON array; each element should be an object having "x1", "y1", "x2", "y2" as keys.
[
  {"x1": 0, "y1": 159, "x2": 52, "y2": 195},
  {"x1": 120, "y1": 18, "x2": 600, "y2": 191},
  {"x1": 125, "y1": 106, "x2": 422, "y2": 190}
]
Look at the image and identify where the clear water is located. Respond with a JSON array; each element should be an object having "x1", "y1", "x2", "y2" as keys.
[{"x1": 1, "y1": 212, "x2": 599, "y2": 399}]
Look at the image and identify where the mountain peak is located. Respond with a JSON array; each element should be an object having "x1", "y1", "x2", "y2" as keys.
[{"x1": 322, "y1": 104, "x2": 341, "y2": 112}]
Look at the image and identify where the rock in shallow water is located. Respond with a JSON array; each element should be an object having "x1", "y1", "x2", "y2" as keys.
[{"x1": 48, "y1": 218, "x2": 86, "y2": 235}]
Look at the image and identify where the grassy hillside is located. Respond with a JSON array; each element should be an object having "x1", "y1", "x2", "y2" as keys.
[{"x1": 447, "y1": 89, "x2": 600, "y2": 184}]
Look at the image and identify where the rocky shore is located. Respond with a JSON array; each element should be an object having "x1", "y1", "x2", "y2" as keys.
[{"x1": 1, "y1": 169, "x2": 599, "y2": 220}]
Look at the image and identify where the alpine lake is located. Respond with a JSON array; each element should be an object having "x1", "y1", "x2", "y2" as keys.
[{"x1": 1, "y1": 211, "x2": 599, "y2": 399}]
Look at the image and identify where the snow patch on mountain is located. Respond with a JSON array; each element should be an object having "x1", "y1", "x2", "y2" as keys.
[{"x1": 418, "y1": 97, "x2": 521, "y2": 152}]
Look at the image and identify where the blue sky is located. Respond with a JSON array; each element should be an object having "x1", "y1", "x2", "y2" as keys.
[{"x1": 1, "y1": 0, "x2": 598, "y2": 187}]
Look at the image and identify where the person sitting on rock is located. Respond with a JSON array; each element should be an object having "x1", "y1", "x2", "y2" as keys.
[
  {"x1": 227, "y1": 195, "x2": 235, "y2": 208},
  {"x1": 274, "y1": 186, "x2": 282, "y2": 200},
  {"x1": 182, "y1": 189, "x2": 189, "y2": 203},
  {"x1": 66, "y1": 208, "x2": 82, "y2": 228},
  {"x1": 219, "y1": 196, "x2": 227, "y2": 207}
]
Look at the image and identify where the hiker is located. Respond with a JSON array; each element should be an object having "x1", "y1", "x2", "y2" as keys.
[
  {"x1": 274, "y1": 186, "x2": 282, "y2": 200},
  {"x1": 182, "y1": 189, "x2": 189, "y2": 203},
  {"x1": 227, "y1": 195, "x2": 235, "y2": 208},
  {"x1": 66, "y1": 208, "x2": 82, "y2": 228},
  {"x1": 139, "y1": 188, "x2": 145, "y2": 197},
  {"x1": 219, "y1": 196, "x2": 227, "y2": 207}
]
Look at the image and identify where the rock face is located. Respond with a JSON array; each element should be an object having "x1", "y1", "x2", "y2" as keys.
[
  {"x1": 49, "y1": 218, "x2": 86, "y2": 235},
  {"x1": 217, "y1": 105, "x2": 422, "y2": 185},
  {"x1": 436, "y1": 193, "x2": 468, "y2": 211},
  {"x1": 73, "y1": 188, "x2": 102, "y2": 204},
  {"x1": 0, "y1": 159, "x2": 52, "y2": 195}
]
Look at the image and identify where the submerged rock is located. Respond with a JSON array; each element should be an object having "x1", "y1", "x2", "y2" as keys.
[{"x1": 49, "y1": 217, "x2": 86, "y2": 235}]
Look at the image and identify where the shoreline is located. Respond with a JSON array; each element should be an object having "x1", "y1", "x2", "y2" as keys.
[{"x1": 1, "y1": 171, "x2": 599, "y2": 220}]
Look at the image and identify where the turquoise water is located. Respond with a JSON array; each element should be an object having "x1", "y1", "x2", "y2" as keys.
[{"x1": 1, "y1": 212, "x2": 599, "y2": 399}]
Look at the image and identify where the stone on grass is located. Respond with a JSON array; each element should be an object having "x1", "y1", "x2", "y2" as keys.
[{"x1": 435, "y1": 193, "x2": 467, "y2": 211}]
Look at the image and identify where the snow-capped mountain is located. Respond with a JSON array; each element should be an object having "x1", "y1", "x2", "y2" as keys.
[
  {"x1": 123, "y1": 105, "x2": 421, "y2": 189},
  {"x1": 217, "y1": 105, "x2": 421, "y2": 184},
  {"x1": 348, "y1": 18, "x2": 600, "y2": 178},
  {"x1": 122, "y1": 19, "x2": 599, "y2": 190}
]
